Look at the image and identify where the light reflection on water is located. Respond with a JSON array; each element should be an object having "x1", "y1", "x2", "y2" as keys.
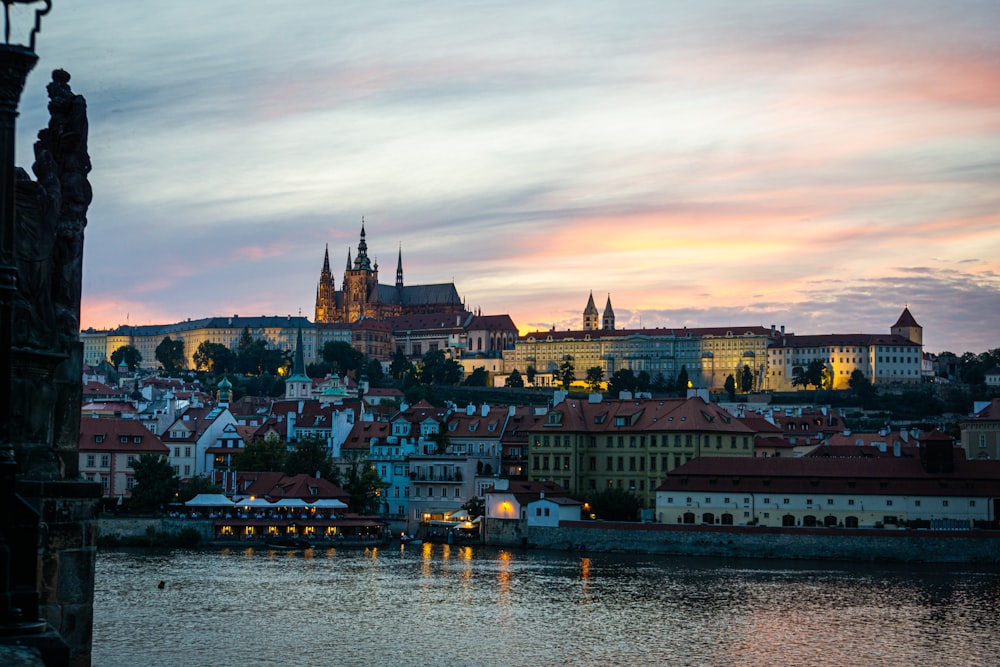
[{"x1": 93, "y1": 545, "x2": 1000, "y2": 667}]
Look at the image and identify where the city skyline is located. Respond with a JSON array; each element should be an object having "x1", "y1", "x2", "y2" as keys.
[{"x1": 16, "y1": 1, "x2": 1000, "y2": 354}]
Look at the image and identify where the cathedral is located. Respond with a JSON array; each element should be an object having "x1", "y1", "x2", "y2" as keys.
[{"x1": 314, "y1": 222, "x2": 466, "y2": 323}]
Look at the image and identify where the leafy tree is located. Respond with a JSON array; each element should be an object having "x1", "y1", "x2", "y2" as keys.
[
  {"x1": 505, "y1": 368, "x2": 524, "y2": 388},
  {"x1": 130, "y1": 454, "x2": 179, "y2": 513},
  {"x1": 155, "y1": 336, "x2": 186, "y2": 372},
  {"x1": 848, "y1": 369, "x2": 878, "y2": 408},
  {"x1": 322, "y1": 341, "x2": 364, "y2": 376},
  {"x1": 583, "y1": 487, "x2": 642, "y2": 521},
  {"x1": 464, "y1": 366, "x2": 489, "y2": 387},
  {"x1": 724, "y1": 374, "x2": 736, "y2": 401},
  {"x1": 793, "y1": 360, "x2": 826, "y2": 390},
  {"x1": 231, "y1": 439, "x2": 287, "y2": 472},
  {"x1": 740, "y1": 364, "x2": 754, "y2": 393},
  {"x1": 419, "y1": 349, "x2": 462, "y2": 385},
  {"x1": 339, "y1": 454, "x2": 389, "y2": 514},
  {"x1": 193, "y1": 341, "x2": 235, "y2": 373},
  {"x1": 461, "y1": 496, "x2": 485, "y2": 519},
  {"x1": 306, "y1": 360, "x2": 334, "y2": 378},
  {"x1": 526, "y1": 365, "x2": 537, "y2": 385},
  {"x1": 365, "y1": 358, "x2": 386, "y2": 386},
  {"x1": 636, "y1": 370, "x2": 652, "y2": 393},
  {"x1": 237, "y1": 327, "x2": 254, "y2": 353},
  {"x1": 111, "y1": 345, "x2": 142, "y2": 371},
  {"x1": 389, "y1": 349, "x2": 413, "y2": 381},
  {"x1": 235, "y1": 338, "x2": 289, "y2": 376},
  {"x1": 676, "y1": 366, "x2": 690, "y2": 392},
  {"x1": 283, "y1": 436, "x2": 333, "y2": 478},
  {"x1": 585, "y1": 366, "x2": 605, "y2": 392},
  {"x1": 559, "y1": 356, "x2": 575, "y2": 390},
  {"x1": 609, "y1": 368, "x2": 636, "y2": 396},
  {"x1": 176, "y1": 476, "x2": 223, "y2": 503}
]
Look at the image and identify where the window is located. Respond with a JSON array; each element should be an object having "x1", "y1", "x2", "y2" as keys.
[
  {"x1": 100, "y1": 455, "x2": 109, "y2": 468},
  {"x1": 783, "y1": 498, "x2": 789, "y2": 505},
  {"x1": 942, "y1": 500, "x2": 949, "y2": 507},
  {"x1": 126, "y1": 477, "x2": 135, "y2": 490},
  {"x1": 127, "y1": 455, "x2": 135, "y2": 467},
  {"x1": 184, "y1": 447, "x2": 191, "y2": 457},
  {"x1": 86, "y1": 454, "x2": 95, "y2": 468},
  {"x1": 886, "y1": 499, "x2": 893, "y2": 507},
  {"x1": 95, "y1": 435, "x2": 104, "y2": 444}
]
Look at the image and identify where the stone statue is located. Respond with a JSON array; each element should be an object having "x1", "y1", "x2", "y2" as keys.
[{"x1": 10, "y1": 69, "x2": 91, "y2": 478}]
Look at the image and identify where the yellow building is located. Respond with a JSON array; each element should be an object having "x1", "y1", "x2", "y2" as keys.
[{"x1": 525, "y1": 395, "x2": 757, "y2": 508}]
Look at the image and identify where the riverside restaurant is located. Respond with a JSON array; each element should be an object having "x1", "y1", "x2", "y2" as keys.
[{"x1": 183, "y1": 494, "x2": 389, "y2": 545}]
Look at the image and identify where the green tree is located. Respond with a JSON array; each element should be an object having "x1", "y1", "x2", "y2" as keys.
[
  {"x1": 130, "y1": 454, "x2": 179, "y2": 513},
  {"x1": 848, "y1": 369, "x2": 878, "y2": 408},
  {"x1": 636, "y1": 370, "x2": 652, "y2": 393},
  {"x1": 339, "y1": 454, "x2": 389, "y2": 514},
  {"x1": 155, "y1": 336, "x2": 186, "y2": 372},
  {"x1": 176, "y1": 476, "x2": 223, "y2": 503},
  {"x1": 461, "y1": 496, "x2": 485, "y2": 519},
  {"x1": 236, "y1": 338, "x2": 289, "y2": 376},
  {"x1": 464, "y1": 366, "x2": 489, "y2": 387},
  {"x1": 585, "y1": 366, "x2": 605, "y2": 392},
  {"x1": 740, "y1": 364, "x2": 754, "y2": 393},
  {"x1": 505, "y1": 368, "x2": 524, "y2": 388},
  {"x1": 559, "y1": 356, "x2": 575, "y2": 390},
  {"x1": 231, "y1": 438, "x2": 287, "y2": 472},
  {"x1": 419, "y1": 349, "x2": 463, "y2": 385},
  {"x1": 584, "y1": 487, "x2": 642, "y2": 521},
  {"x1": 365, "y1": 358, "x2": 386, "y2": 386},
  {"x1": 608, "y1": 368, "x2": 636, "y2": 396},
  {"x1": 676, "y1": 365, "x2": 690, "y2": 392},
  {"x1": 322, "y1": 341, "x2": 364, "y2": 376},
  {"x1": 724, "y1": 374, "x2": 736, "y2": 401},
  {"x1": 526, "y1": 365, "x2": 537, "y2": 385},
  {"x1": 111, "y1": 345, "x2": 142, "y2": 371},
  {"x1": 193, "y1": 341, "x2": 235, "y2": 373},
  {"x1": 283, "y1": 436, "x2": 333, "y2": 478},
  {"x1": 389, "y1": 349, "x2": 413, "y2": 381},
  {"x1": 237, "y1": 327, "x2": 254, "y2": 353}
]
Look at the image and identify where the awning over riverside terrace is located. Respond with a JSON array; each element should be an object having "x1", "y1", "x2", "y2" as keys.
[{"x1": 184, "y1": 494, "x2": 235, "y2": 507}]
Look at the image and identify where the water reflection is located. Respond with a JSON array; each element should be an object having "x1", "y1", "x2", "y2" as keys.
[{"x1": 93, "y1": 547, "x2": 1000, "y2": 667}]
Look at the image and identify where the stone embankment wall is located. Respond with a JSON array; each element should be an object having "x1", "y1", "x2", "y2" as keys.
[
  {"x1": 97, "y1": 517, "x2": 215, "y2": 542},
  {"x1": 486, "y1": 519, "x2": 1000, "y2": 563}
]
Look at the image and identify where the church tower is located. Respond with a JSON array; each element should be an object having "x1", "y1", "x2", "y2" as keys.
[
  {"x1": 314, "y1": 244, "x2": 336, "y2": 323},
  {"x1": 342, "y1": 219, "x2": 380, "y2": 322},
  {"x1": 583, "y1": 292, "x2": 599, "y2": 331},
  {"x1": 285, "y1": 322, "x2": 312, "y2": 400},
  {"x1": 891, "y1": 306, "x2": 923, "y2": 346},
  {"x1": 602, "y1": 294, "x2": 615, "y2": 331}
]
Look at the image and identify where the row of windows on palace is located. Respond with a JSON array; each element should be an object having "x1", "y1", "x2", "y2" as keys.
[
  {"x1": 663, "y1": 495, "x2": 980, "y2": 510},
  {"x1": 533, "y1": 434, "x2": 752, "y2": 449},
  {"x1": 533, "y1": 453, "x2": 703, "y2": 473}
]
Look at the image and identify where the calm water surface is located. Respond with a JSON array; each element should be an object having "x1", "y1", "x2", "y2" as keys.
[{"x1": 93, "y1": 544, "x2": 1000, "y2": 667}]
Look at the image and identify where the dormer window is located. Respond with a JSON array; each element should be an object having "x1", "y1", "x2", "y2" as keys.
[
  {"x1": 119, "y1": 436, "x2": 128, "y2": 444},
  {"x1": 94, "y1": 435, "x2": 104, "y2": 443}
]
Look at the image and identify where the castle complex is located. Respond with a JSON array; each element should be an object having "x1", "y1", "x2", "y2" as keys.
[{"x1": 314, "y1": 221, "x2": 465, "y2": 324}]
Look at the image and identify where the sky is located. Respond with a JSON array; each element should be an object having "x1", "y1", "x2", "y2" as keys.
[{"x1": 12, "y1": 1, "x2": 1000, "y2": 354}]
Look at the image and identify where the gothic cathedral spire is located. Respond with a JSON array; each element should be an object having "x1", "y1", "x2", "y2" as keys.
[
  {"x1": 396, "y1": 245, "x2": 404, "y2": 290},
  {"x1": 603, "y1": 294, "x2": 615, "y2": 331},
  {"x1": 314, "y1": 244, "x2": 336, "y2": 323}
]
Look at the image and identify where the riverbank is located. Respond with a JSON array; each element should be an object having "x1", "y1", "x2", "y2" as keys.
[{"x1": 486, "y1": 519, "x2": 1000, "y2": 563}]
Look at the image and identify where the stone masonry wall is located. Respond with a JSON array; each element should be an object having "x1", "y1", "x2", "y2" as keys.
[{"x1": 486, "y1": 519, "x2": 1000, "y2": 563}]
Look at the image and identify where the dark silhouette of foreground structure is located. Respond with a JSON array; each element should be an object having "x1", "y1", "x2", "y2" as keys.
[{"x1": 2, "y1": 11, "x2": 100, "y2": 664}]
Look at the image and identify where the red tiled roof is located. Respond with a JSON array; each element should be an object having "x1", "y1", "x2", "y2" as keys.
[
  {"x1": 78, "y1": 416, "x2": 168, "y2": 454},
  {"x1": 655, "y1": 453, "x2": 1000, "y2": 497}
]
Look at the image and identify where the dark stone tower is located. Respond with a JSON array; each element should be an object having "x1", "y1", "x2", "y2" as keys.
[
  {"x1": 314, "y1": 245, "x2": 335, "y2": 324},
  {"x1": 602, "y1": 294, "x2": 615, "y2": 331}
]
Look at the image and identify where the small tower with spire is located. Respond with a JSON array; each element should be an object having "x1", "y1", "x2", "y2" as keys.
[
  {"x1": 583, "y1": 292, "x2": 599, "y2": 331},
  {"x1": 284, "y1": 320, "x2": 313, "y2": 400},
  {"x1": 602, "y1": 294, "x2": 615, "y2": 331},
  {"x1": 891, "y1": 306, "x2": 922, "y2": 346},
  {"x1": 216, "y1": 375, "x2": 233, "y2": 407}
]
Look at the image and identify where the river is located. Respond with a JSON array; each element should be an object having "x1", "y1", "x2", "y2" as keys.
[{"x1": 93, "y1": 544, "x2": 1000, "y2": 666}]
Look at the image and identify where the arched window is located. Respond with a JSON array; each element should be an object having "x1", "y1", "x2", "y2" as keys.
[{"x1": 782, "y1": 514, "x2": 795, "y2": 527}]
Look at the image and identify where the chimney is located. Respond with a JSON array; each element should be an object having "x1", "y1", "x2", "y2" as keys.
[
  {"x1": 481, "y1": 403, "x2": 489, "y2": 417},
  {"x1": 466, "y1": 403, "x2": 475, "y2": 416},
  {"x1": 893, "y1": 441, "x2": 901, "y2": 457}
]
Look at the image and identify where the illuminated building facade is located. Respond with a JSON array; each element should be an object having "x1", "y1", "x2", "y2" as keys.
[
  {"x1": 314, "y1": 221, "x2": 465, "y2": 324},
  {"x1": 766, "y1": 308, "x2": 924, "y2": 391}
]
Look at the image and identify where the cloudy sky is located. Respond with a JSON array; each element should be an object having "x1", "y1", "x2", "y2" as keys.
[{"x1": 14, "y1": 1, "x2": 1000, "y2": 353}]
